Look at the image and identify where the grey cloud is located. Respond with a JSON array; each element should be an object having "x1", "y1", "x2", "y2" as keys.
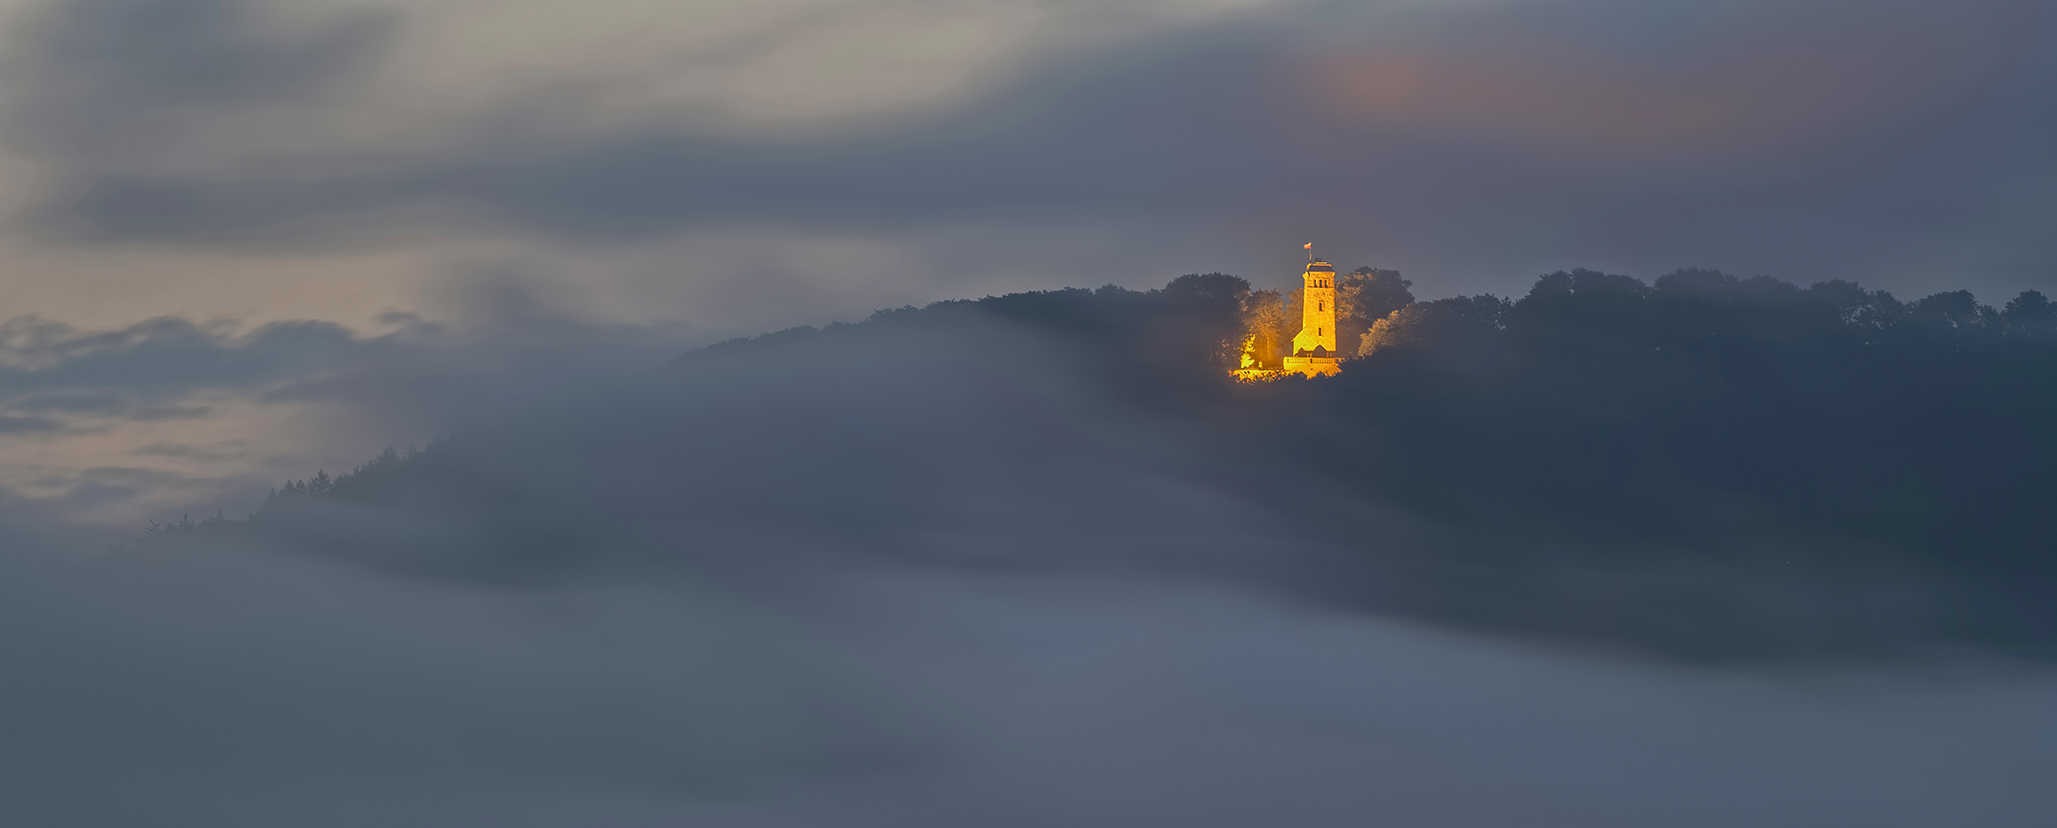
[
  {"x1": 130, "y1": 403, "x2": 211, "y2": 419},
  {"x1": 130, "y1": 440, "x2": 251, "y2": 461},
  {"x1": 7, "y1": 464, "x2": 241, "y2": 518},
  {"x1": 67, "y1": 464, "x2": 203, "y2": 486},
  {"x1": 0, "y1": 301, "x2": 695, "y2": 431},
  {"x1": 0, "y1": 413, "x2": 63, "y2": 433},
  {"x1": 9, "y1": 390, "x2": 208, "y2": 420},
  {"x1": 54, "y1": 464, "x2": 199, "y2": 502},
  {"x1": 0, "y1": 290, "x2": 700, "y2": 527},
  {"x1": 0, "y1": 315, "x2": 365, "y2": 437},
  {"x1": 3, "y1": 0, "x2": 396, "y2": 167},
  {"x1": 0, "y1": 315, "x2": 362, "y2": 396},
  {"x1": 9, "y1": 390, "x2": 129, "y2": 412}
]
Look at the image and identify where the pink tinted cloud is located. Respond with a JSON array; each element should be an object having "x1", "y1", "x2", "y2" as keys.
[{"x1": 1301, "y1": 14, "x2": 1999, "y2": 169}]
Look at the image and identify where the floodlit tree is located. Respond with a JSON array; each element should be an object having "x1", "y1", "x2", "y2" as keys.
[{"x1": 1240, "y1": 289, "x2": 1294, "y2": 369}]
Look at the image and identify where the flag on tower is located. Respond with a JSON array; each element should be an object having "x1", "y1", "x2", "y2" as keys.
[{"x1": 1303, "y1": 242, "x2": 1313, "y2": 249}]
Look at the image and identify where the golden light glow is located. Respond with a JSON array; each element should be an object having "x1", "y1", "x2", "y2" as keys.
[{"x1": 1236, "y1": 257, "x2": 1342, "y2": 380}]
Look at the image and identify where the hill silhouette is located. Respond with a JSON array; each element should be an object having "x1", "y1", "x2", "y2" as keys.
[{"x1": 147, "y1": 270, "x2": 2057, "y2": 662}]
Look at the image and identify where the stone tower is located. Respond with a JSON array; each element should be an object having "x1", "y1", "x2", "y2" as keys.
[
  {"x1": 1292, "y1": 259, "x2": 1337, "y2": 356},
  {"x1": 1284, "y1": 258, "x2": 1343, "y2": 377}
]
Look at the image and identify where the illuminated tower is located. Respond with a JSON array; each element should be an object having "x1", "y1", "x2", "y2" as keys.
[{"x1": 1284, "y1": 254, "x2": 1343, "y2": 377}]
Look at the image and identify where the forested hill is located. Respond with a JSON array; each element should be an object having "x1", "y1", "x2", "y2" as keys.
[
  {"x1": 148, "y1": 269, "x2": 2057, "y2": 660},
  {"x1": 1259, "y1": 270, "x2": 2057, "y2": 654},
  {"x1": 680, "y1": 268, "x2": 2057, "y2": 567},
  {"x1": 1283, "y1": 268, "x2": 2057, "y2": 552}
]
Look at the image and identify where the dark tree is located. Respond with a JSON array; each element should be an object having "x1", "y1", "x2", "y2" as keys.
[
  {"x1": 1360, "y1": 295, "x2": 1508, "y2": 357},
  {"x1": 1336, "y1": 267, "x2": 1414, "y2": 356},
  {"x1": 2004, "y1": 290, "x2": 2057, "y2": 336}
]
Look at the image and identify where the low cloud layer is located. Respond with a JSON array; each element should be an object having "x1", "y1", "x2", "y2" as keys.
[
  {"x1": 0, "y1": 281, "x2": 698, "y2": 524},
  {"x1": 9, "y1": 542, "x2": 2054, "y2": 827},
  {"x1": 7, "y1": 309, "x2": 2057, "y2": 825}
]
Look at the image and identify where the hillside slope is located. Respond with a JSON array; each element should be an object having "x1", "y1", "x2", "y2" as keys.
[{"x1": 147, "y1": 270, "x2": 2057, "y2": 661}]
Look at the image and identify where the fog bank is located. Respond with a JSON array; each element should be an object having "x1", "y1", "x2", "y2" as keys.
[{"x1": 6, "y1": 297, "x2": 2054, "y2": 825}]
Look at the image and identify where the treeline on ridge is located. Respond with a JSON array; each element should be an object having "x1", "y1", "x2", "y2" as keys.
[
  {"x1": 141, "y1": 267, "x2": 2057, "y2": 649},
  {"x1": 1264, "y1": 267, "x2": 2057, "y2": 558},
  {"x1": 681, "y1": 265, "x2": 2057, "y2": 646},
  {"x1": 1239, "y1": 267, "x2": 2057, "y2": 649}
]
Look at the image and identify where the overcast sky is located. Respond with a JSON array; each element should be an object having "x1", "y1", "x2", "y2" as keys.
[
  {"x1": 2, "y1": 0, "x2": 2053, "y2": 519},
  {"x1": 2, "y1": 0, "x2": 2051, "y2": 331}
]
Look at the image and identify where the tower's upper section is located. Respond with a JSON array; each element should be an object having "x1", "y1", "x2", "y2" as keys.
[{"x1": 1304, "y1": 260, "x2": 1335, "y2": 289}]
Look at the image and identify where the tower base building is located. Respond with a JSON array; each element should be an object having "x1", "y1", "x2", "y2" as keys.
[{"x1": 1281, "y1": 353, "x2": 1342, "y2": 377}]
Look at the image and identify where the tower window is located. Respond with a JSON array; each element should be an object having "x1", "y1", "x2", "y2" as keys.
[{"x1": 1318, "y1": 302, "x2": 1325, "y2": 311}]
